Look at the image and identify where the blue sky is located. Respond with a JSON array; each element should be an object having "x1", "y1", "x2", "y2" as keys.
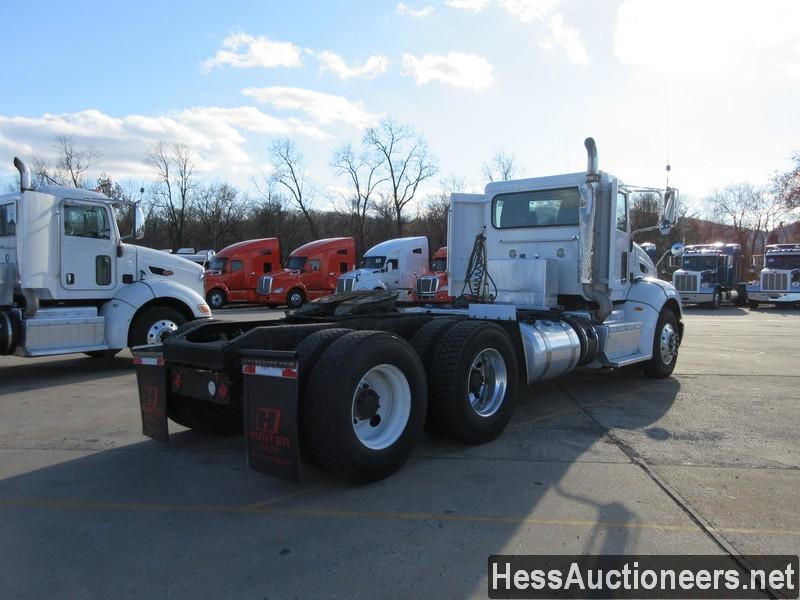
[{"x1": 2, "y1": 0, "x2": 799, "y2": 208}]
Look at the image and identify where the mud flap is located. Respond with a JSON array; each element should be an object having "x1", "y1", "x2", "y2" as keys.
[
  {"x1": 133, "y1": 350, "x2": 169, "y2": 442},
  {"x1": 241, "y1": 350, "x2": 301, "y2": 481}
]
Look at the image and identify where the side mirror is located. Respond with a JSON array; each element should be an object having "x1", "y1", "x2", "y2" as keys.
[
  {"x1": 658, "y1": 189, "x2": 678, "y2": 236},
  {"x1": 134, "y1": 205, "x2": 146, "y2": 240},
  {"x1": 670, "y1": 242, "x2": 685, "y2": 257}
]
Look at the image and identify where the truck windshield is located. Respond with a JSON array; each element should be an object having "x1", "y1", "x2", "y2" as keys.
[
  {"x1": 492, "y1": 187, "x2": 580, "y2": 229},
  {"x1": 431, "y1": 258, "x2": 447, "y2": 272},
  {"x1": 208, "y1": 256, "x2": 228, "y2": 271},
  {"x1": 285, "y1": 256, "x2": 307, "y2": 270},
  {"x1": 362, "y1": 256, "x2": 386, "y2": 270},
  {"x1": 766, "y1": 255, "x2": 800, "y2": 269},
  {"x1": 682, "y1": 256, "x2": 718, "y2": 270}
]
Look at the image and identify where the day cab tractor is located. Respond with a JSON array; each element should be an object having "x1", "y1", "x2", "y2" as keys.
[
  {"x1": 132, "y1": 138, "x2": 683, "y2": 483},
  {"x1": 670, "y1": 243, "x2": 746, "y2": 308},
  {"x1": 257, "y1": 237, "x2": 356, "y2": 309},
  {"x1": 204, "y1": 238, "x2": 281, "y2": 308},
  {"x1": 746, "y1": 243, "x2": 800, "y2": 307},
  {"x1": 415, "y1": 246, "x2": 452, "y2": 303},
  {"x1": 0, "y1": 158, "x2": 210, "y2": 359},
  {"x1": 335, "y1": 236, "x2": 429, "y2": 302}
]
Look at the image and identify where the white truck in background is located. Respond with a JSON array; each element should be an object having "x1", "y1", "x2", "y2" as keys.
[
  {"x1": 335, "y1": 236, "x2": 429, "y2": 302},
  {"x1": 747, "y1": 243, "x2": 800, "y2": 307},
  {"x1": 0, "y1": 158, "x2": 211, "y2": 359}
]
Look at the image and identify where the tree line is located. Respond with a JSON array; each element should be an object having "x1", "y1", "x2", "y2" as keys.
[{"x1": 25, "y1": 121, "x2": 800, "y2": 271}]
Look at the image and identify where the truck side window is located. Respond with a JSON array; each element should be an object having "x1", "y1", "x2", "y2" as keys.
[
  {"x1": 340, "y1": 262, "x2": 348, "y2": 274},
  {"x1": 263, "y1": 262, "x2": 273, "y2": 273},
  {"x1": 616, "y1": 192, "x2": 628, "y2": 232},
  {"x1": 64, "y1": 205, "x2": 111, "y2": 239},
  {"x1": 0, "y1": 203, "x2": 16, "y2": 236},
  {"x1": 230, "y1": 260, "x2": 243, "y2": 272},
  {"x1": 310, "y1": 259, "x2": 321, "y2": 272},
  {"x1": 387, "y1": 259, "x2": 399, "y2": 271}
]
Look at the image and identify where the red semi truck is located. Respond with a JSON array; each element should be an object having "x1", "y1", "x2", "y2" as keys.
[
  {"x1": 204, "y1": 238, "x2": 281, "y2": 309},
  {"x1": 415, "y1": 246, "x2": 452, "y2": 303},
  {"x1": 258, "y1": 237, "x2": 356, "y2": 308}
]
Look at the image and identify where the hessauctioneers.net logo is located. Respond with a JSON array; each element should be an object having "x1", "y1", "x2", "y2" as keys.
[{"x1": 488, "y1": 555, "x2": 799, "y2": 599}]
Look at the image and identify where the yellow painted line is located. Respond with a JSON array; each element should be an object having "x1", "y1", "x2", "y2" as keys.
[
  {"x1": 1, "y1": 497, "x2": 799, "y2": 537},
  {"x1": 241, "y1": 481, "x2": 337, "y2": 511}
]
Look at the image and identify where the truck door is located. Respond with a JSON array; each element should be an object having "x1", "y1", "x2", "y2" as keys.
[
  {"x1": 226, "y1": 259, "x2": 246, "y2": 299},
  {"x1": 303, "y1": 258, "x2": 325, "y2": 297},
  {"x1": 60, "y1": 201, "x2": 116, "y2": 292},
  {"x1": 611, "y1": 190, "x2": 631, "y2": 299}
]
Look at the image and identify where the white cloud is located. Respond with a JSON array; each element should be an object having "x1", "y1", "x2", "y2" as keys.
[
  {"x1": 0, "y1": 107, "x2": 326, "y2": 182},
  {"x1": 202, "y1": 33, "x2": 302, "y2": 70},
  {"x1": 614, "y1": 0, "x2": 800, "y2": 77},
  {"x1": 445, "y1": 0, "x2": 490, "y2": 12},
  {"x1": 242, "y1": 87, "x2": 378, "y2": 128},
  {"x1": 402, "y1": 52, "x2": 494, "y2": 91},
  {"x1": 540, "y1": 14, "x2": 588, "y2": 66},
  {"x1": 781, "y1": 63, "x2": 800, "y2": 79},
  {"x1": 499, "y1": 0, "x2": 560, "y2": 23},
  {"x1": 395, "y1": 2, "x2": 435, "y2": 18},
  {"x1": 315, "y1": 51, "x2": 389, "y2": 80}
]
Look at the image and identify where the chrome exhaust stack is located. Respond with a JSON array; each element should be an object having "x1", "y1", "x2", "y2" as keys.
[
  {"x1": 14, "y1": 157, "x2": 33, "y2": 191},
  {"x1": 584, "y1": 137, "x2": 599, "y2": 182}
]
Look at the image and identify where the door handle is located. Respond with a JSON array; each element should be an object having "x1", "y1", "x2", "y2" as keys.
[{"x1": 66, "y1": 273, "x2": 75, "y2": 285}]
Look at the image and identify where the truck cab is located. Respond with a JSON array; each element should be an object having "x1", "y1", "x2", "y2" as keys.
[
  {"x1": 336, "y1": 236, "x2": 429, "y2": 302},
  {"x1": 671, "y1": 243, "x2": 744, "y2": 308},
  {"x1": 0, "y1": 158, "x2": 210, "y2": 358},
  {"x1": 415, "y1": 246, "x2": 451, "y2": 303},
  {"x1": 204, "y1": 238, "x2": 281, "y2": 308},
  {"x1": 258, "y1": 237, "x2": 355, "y2": 309},
  {"x1": 746, "y1": 243, "x2": 800, "y2": 307}
]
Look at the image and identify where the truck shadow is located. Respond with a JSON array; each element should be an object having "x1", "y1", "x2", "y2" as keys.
[
  {"x1": 0, "y1": 366, "x2": 681, "y2": 599},
  {"x1": 0, "y1": 355, "x2": 135, "y2": 397}
]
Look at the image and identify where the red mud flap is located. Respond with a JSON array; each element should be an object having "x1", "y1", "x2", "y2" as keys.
[
  {"x1": 133, "y1": 349, "x2": 169, "y2": 442},
  {"x1": 241, "y1": 350, "x2": 301, "y2": 481}
]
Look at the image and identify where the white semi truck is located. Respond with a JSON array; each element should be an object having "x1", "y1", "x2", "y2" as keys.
[
  {"x1": 132, "y1": 138, "x2": 683, "y2": 482},
  {"x1": 746, "y1": 243, "x2": 800, "y2": 307},
  {"x1": 335, "y1": 236, "x2": 429, "y2": 302},
  {"x1": 0, "y1": 158, "x2": 211, "y2": 359}
]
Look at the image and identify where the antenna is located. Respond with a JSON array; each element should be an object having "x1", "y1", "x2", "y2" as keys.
[{"x1": 664, "y1": 82, "x2": 671, "y2": 187}]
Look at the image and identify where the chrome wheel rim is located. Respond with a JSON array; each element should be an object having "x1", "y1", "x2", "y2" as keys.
[
  {"x1": 659, "y1": 323, "x2": 678, "y2": 365},
  {"x1": 209, "y1": 292, "x2": 223, "y2": 308},
  {"x1": 289, "y1": 292, "x2": 303, "y2": 307},
  {"x1": 146, "y1": 319, "x2": 179, "y2": 345},
  {"x1": 351, "y1": 364, "x2": 411, "y2": 450},
  {"x1": 467, "y1": 348, "x2": 507, "y2": 417}
]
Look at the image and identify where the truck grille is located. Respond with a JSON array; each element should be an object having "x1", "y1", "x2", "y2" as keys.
[
  {"x1": 761, "y1": 272, "x2": 788, "y2": 291},
  {"x1": 416, "y1": 276, "x2": 438, "y2": 297},
  {"x1": 257, "y1": 276, "x2": 272, "y2": 295},
  {"x1": 336, "y1": 278, "x2": 354, "y2": 293},
  {"x1": 673, "y1": 273, "x2": 698, "y2": 292}
]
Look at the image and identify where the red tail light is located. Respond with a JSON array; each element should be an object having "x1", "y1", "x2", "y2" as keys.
[
  {"x1": 172, "y1": 372, "x2": 183, "y2": 390},
  {"x1": 216, "y1": 382, "x2": 229, "y2": 401}
]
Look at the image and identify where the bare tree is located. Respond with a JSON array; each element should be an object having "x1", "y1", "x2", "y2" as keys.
[
  {"x1": 194, "y1": 183, "x2": 247, "y2": 250},
  {"x1": 364, "y1": 118, "x2": 437, "y2": 236},
  {"x1": 270, "y1": 138, "x2": 319, "y2": 239},
  {"x1": 32, "y1": 135, "x2": 100, "y2": 188},
  {"x1": 146, "y1": 142, "x2": 198, "y2": 250},
  {"x1": 774, "y1": 152, "x2": 800, "y2": 210},
  {"x1": 421, "y1": 175, "x2": 466, "y2": 252},
  {"x1": 705, "y1": 183, "x2": 786, "y2": 260},
  {"x1": 252, "y1": 178, "x2": 303, "y2": 263},
  {"x1": 482, "y1": 151, "x2": 520, "y2": 182},
  {"x1": 331, "y1": 142, "x2": 387, "y2": 256}
]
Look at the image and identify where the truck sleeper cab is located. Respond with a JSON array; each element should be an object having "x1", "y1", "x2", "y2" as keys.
[
  {"x1": 204, "y1": 238, "x2": 281, "y2": 308},
  {"x1": 258, "y1": 237, "x2": 356, "y2": 309},
  {"x1": 336, "y1": 237, "x2": 429, "y2": 302},
  {"x1": 671, "y1": 243, "x2": 746, "y2": 308},
  {"x1": 0, "y1": 158, "x2": 210, "y2": 359},
  {"x1": 746, "y1": 244, "x2": 800, "y2": 307},
  {"x1": 415, "y1": 246, "x2": 451, "y2": 303},
  {"x1": 133, "y1": 137, "x2": 683, "y2": 484}
]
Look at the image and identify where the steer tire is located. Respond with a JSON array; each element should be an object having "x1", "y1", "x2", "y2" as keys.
[
  {"x1": 302, "y1": 330, "x2": 427, "y2": 482},
  {"x1": 129, "y1": 306, "x2": 186, "y2": 348},
  {"x1": 206, "y1": 289, "x2": 226, "y2": 310},
  {"x1": 710, "y1": 288, "x2": 721, "y2": 309},
  {"x1": 642, "y1": 309, "x2": 680, "y2": 379},
  {"x1": 428, "y1": 320, "x2": 518, "y2": 445},
  {"x1": 287, "y1": 289, "x2": 305, "y2": 309}
]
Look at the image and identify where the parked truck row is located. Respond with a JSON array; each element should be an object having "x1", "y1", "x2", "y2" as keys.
[{"x1": 132, "y1": 137, "x2": 685, "y2": 483}]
